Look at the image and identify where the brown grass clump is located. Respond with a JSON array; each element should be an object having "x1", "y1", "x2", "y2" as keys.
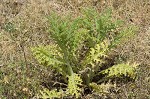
[
  {"x1": 0, "y1": 0, "x2": 59, "y2": 98},
  {"x1": 106, "y1": 0, "x2": 150, "y2": 99},
  {"x1": 0, "y1": 0, "x2": 150, "y2": 98}
]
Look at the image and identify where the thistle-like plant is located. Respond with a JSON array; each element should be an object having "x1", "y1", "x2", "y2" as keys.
[{"x1": 31, "y1": 8, "x2": 138, "y2": 98}]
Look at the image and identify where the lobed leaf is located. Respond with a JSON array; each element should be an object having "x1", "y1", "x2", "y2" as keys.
[
  {"x1": 67, "y1": 73, "x2": 82, "y2": 98},
  {"x1": 100, "y1": 62, "x2": 139, "y2": 79}
]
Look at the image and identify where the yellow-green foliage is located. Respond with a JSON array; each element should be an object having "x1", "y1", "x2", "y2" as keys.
[
  {"x1": 40, "y1": 89, "x2": 63, "y2": 99},
  {"x1": 81, "y1": 41, "x2": 108, "y2": 69},
  {"x1": 67, "y1": 73, "x2": 82, "y2": 98},
  {"x1": 31, "y1": 45, "x2": 63, "y2": 66},
  {"x1": 31, "y1": 8, "x2": 138, "y2": 98},
  {"x1": 31, "y1": 45, "x2": 67, "y2": 75},
  {"x1": 39, "y1": 74, "x2": 82, "y2": 99},
  {"x1": 90, "y1": 82, "x2": 114, "y2": 94},
  {"x1": 101, "y1": 62, "x2": 138, "y2": 79}
]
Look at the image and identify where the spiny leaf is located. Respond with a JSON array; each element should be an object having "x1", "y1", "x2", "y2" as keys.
[
  {"x1": 90, "y1": 82, "x2": 114, "y2": 94},
  {"x1": 81, "y1": 41, "x2": 108, "y2": 68},
  {"x1": 31, "y1": 45, "x2": 63, "y2": 65},
  {"x1": 100, "y1": 62, "x2": 139, "y2": 79},
  {"x1": 31, "y1": 45, "x2": 66, "y2": 75},
  {"x1": 67, "y1": 73, "x2": 82, "y2": 98},
  {"x1": 40, "y1": 89, "x2": 64, "y2": 99}
]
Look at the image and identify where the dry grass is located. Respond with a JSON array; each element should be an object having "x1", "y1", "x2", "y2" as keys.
[{"x1": 0, "y1": 0, "x2": 150, "y2": 98}]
